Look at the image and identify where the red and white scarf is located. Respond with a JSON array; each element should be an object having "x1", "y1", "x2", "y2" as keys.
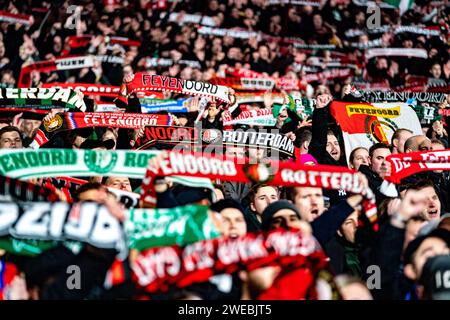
[
  {"x1": 0, "y1": 10, "x2": 33, "y2": 26},
  {"x1": 385, "y1": 150, "x2": 450, "y2": 184},
  {"x1": 131, "y1": 228, "x2": 328, "y2": 293},
  {"x1": 365, "y1": 48, "x2": 428, "y2": 60},
  {"x1": 222, "y1": 108, "x2": 276, "y2": 127},
  {"x1": 140, "y1": 151, "x2": 378, "y2": 222},
  {"x1": 120, "y1": 73, "x2": 233, "y2": 105}
]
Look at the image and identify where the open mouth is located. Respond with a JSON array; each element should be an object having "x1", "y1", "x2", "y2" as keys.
[
  {"x1": 428, "y1": 209, "x2": 439, "y2": 218},
  {"x1": 229, "y1": 233, "x2": 239, "y2": 239},
  {"x1": 310, "y1": 208, "x2": 319, "y2": 217}
]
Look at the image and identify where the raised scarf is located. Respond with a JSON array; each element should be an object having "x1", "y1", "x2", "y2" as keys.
[
  {"x1": 384, "y1": 150, "x2": 450, "y2": 184},
  {"x1": 140, "y1": 151, "x2": 377, "y2": 223}
]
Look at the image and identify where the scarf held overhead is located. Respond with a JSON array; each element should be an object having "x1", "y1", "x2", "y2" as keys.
[
  {"x1": 384, "y1": 150, "x2": 450, "y2": 184},
  {"x1": 0, "y1": 88, "x2": 87, "y2": 111},
  {"x1": 125, "y1": 205, "x2": 221, "y2": 251},
  {"x1": 140, "y1": 151, "x2": 377, "y2": 223},
  {"x1": 31, "y1": 112, "x2": 173, "y2": 148},
  {"x1": 121, "y1": 73, "x2": 233, "y2": 105},
  {"x1": 0, "y1": 149, "x2": 215, "y2": 197},
  {"x1": 131, "y1": 228, "x2": 327, "y2": 293}
]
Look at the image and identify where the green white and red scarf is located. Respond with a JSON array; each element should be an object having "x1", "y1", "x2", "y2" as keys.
[{"x1": 0, "y1": 88, "x2": 87, "y2": 111}]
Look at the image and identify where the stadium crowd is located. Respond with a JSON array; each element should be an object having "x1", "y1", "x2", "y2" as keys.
[{"x1": 0, "y1": 0, "x2": 450, "y2": 300}]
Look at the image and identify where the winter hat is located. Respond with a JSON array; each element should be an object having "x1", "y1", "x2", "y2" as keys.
[
  {"x1": 299, "y1": 154, "x2": 318, "y2": 166},
  {"x1": 210, "y1": 199, "x2": 245, "y2": 214},
  {"x1": 261, "y1": 200, "x2": 301, "y2": 230}
]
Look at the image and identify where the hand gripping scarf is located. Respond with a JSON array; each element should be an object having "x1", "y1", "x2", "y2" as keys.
[
  {"x1": 384, "y1": 149, "x2": 450, "y2": 184},
  {"x1": 131, "y1": 228, "x2": 328, "y2": 294},
  {"x1": 118, "y1": 73, "x2": 234, "y2": 105},
  {"x1": 140, "y1": 151, "x2": 377, "y2": 223},
  {"x1": 31, "y1": 112, "x2": 173, "y2": 148}
]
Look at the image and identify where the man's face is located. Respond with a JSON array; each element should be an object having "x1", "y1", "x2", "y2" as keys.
[
  {"x1": 410, "y1": 237, "x2": 450, "y2": 280},
  {"x1": 269, "y1": 209, "x2": 302, "y2": 230},
  {"x1": 395, "y1": 130, "x2": 413, "y2": 153},
  {"x1": 248, "y1": 148, "x2": 265, "y2": 161},
  {"x1": 22, "y1": 120, "x2": 41, "y2": 138},
  {"x1": 419, "y1": 186, "x2": 441, "y2": 221},
  {"x1": 105, "y1": 177, "x2": 132, "y2": 192},
  {"x1": 250, "y1": 186, "x2": 279, "y2": 215},
  {"x1": 350, "y1": 148, "x2": 369, "y2": 170},
  {"x1": 326, "y1": 134, "x2": 341, "y2": 161},
  {"x1": 431, "y1": 64, "x2": 442, "y2": 79},
  {"x1": 339, "y1": 211, "x2": 358, "y2": 243},
  {"x1": 407, "y1": 136, "x2": 431, "y2": 153},
  {"x1": 417, "y1": 136, "x2": 431, "y2": 152},
  {"x1": 292, "y1": 187, "x2": 325, "y2": 222},
  {"x1": 370, "y1": 148, "x2": 391, "y2": 176},
  {"x1": 0, "y1": 131, "x2": 22, "y2": 149},
  {"x1": 220, "y1": 208, "x2": 247, "y2": 238}
]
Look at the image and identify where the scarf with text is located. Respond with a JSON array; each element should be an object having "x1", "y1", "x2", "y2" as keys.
[
  {"x1": 140, "y1": 98, "x2": 191, "y2": 113},
  {"x1": 223, "y1": 67, "x2": 307, "y2": 91},
  {"x1": 63, "y1": 35, "x2": 141, "y2": 52},
  {"x1": 131, "y1": 228, "x2": 327, "y2": 293},
  {"x1": 0, "y1": 88, "x2": 87, "y2": 111},
  {"x1": 0, "y1": 11, "x2": 33, "y2": 26},
  {"x1": 140, "y1": 151, "x2": 377, "y2": 223},
  {"x1": 345, "y1": 25, "x2": 442, "y2": 38},
  {"x1": 163, "y1": 12, "x2": 217, "y2": 27},
  {"x1": 134, "y1": 126, "x2": 295, "y2": 158},
  {"x1": 41, "y1": 83, "x2": 120, "y2": 98},
  {"x1": 0, "y1": 202, "x2": 125, "y2": 253},
  {"x1": 384, "y1": 150, "x2": 450, "y2": 184},
  {"x1": 0, "y1": 175, "x2": 60, "y2": 203},
  {"x1": 0, "y1": 149, "x2": 215, "y2": 198},
  {"x1": 19, "y1": 56, "x2": 96, "y2": 88},
  {"x1": 365, "y1": 48, "x2": 428, "y2": 60},
  {"x1": 44, "y1": 177, "x2": 87, "y2": 197},
  {"x1": 125, "y1": 205, "x2": 220, "y2": 251},
  {"x1": 119, "y1": 73, "x2": 233, "y2": 105},
  {"x1": 222, "y1": 108, "x2": 276, "y2": 127},
  {"x1": 361, "y1": 91, "x2": 447, "y2": 105},
  {"x1": 0, "y1": 203, "x2": 220, "y2": 257},
  {"x1": 19, "y1": 55, "x2": 124, "y2": 88},
  {"x1": 31, "y1": 112, "x2": 173, "y2": 148},
  {"x1": 144, "y1": 58, "x2": 202, "y2": 69}
]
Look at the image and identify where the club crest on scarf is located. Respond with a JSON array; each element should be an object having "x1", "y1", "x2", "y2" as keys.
[
  {"x1": 201, "y1": 129, "x2": 222, "y2": 144},
  {"x1": 43, "y1": 114, "x2": 63, "y2": 132},
  {"x1": 84, "y1": 150, "x2": 118, "y2": 174},
  {"x1": 243, "y1": 162, "x2": 275, "y2": 184}
]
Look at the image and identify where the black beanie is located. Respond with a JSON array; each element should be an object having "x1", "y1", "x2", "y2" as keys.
[
  {"x1": 210, "y1": 199, "x2": 245, "y2": 214},
  {"x1": 261, "y1": 200, "x2": 301, "y2": 230}
]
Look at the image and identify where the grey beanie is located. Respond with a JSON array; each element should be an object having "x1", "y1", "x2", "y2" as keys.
[{"x1": 261, "y1": 200, "x2": 301, "y2": 230}]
